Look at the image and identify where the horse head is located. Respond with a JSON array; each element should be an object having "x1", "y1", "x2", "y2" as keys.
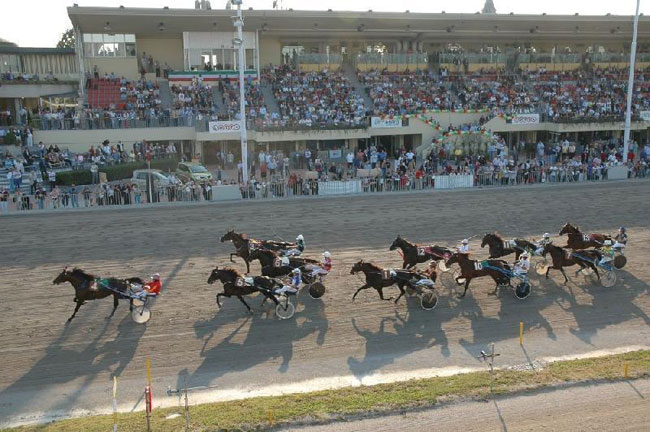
[
  {"x1": 445, "y1": 253, "x2": 460, "y2": 267},
  {"x1": 480, "y1": 233, "x2": 491, "y2": 248},
  {"x1": 540, "y1": 243, "x2": 553, "y2": 258},
  {"x1": 207, "y1": 267, "x2": 223, "y2": 284},
  {"x1": 52, "y1": 267, "x2": 70, "y2": 285},
  {"x1": 559, "y1": 223, "x2": 578, "y2": 236},
  {"x1": 220, "y1": 229, "x2": 236, "y2": 243},
  {"x1": 389, "y1": 236, "x2": 402, "y2": 251},
  {"x1": 350, "y1": 260, "x2": 364, "y2": 275}
]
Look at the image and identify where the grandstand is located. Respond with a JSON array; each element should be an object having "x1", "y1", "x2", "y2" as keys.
[{"x1": 2, "y1": 4, "x2": 650, "y2": 163}]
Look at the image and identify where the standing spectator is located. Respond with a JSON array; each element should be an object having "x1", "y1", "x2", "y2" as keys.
[
  {"x1": 35, "y1": 187, "x2": 45, "y2": 210},
  {"x1": 133, "y1": 184, "x2": 141, "y2": 204},
  {"x1": 90, "y1": 162, "x2": 99, "y2": 184},
  {"x1": 82, "y1": 186, "x2": 92, "y2": 207},
  {"x1": 47, "y1": 168, "x2": 57, "y2": 191},
  {"x1": 51, "y1": 186, "x2": 60, "y2": 209},
  {"x1": 7, "y1": 168, "x2": 15, "y2": 193},
  {"x1": 70, "y1": 184, "x2": 79, "y2": 208},
  {"x1": 0, "y1": 188, "x2": 8, "y2": 212}
]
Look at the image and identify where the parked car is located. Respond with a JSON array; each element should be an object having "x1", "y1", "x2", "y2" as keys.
[
  {"x1": 176, "y1": 162, "x2": 213, "y2": 182},
  {"x1": 131, "y1": 169, "x2": 178, "y2": 189}
]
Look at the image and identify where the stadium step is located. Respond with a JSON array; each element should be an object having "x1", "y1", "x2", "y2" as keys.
[
  {"x1": 341, "y1": 63, "x2": 374, "y2": 110},
  {"x1": 158, "y1": 79, "x2": 174, "y2": 110},
  {"x1": 212, "y1": 88, "x2": 229, "y2": 115},
  {"x1": 260, "y1": 84, "x2": 281, "y2": 117}
]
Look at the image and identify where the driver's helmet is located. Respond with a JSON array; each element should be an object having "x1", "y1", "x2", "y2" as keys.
[
  {"x1": 462, "y1": 239, "x2": 468, "y2": 244},
  {"x1": 292, "y1": 268, "x2": 301, "y2": 275},
  {"x1": 296, "y1": 234, "x2": 304, "y2": 241},
  {"x1": 619, "y1": 226, "x2": 626, "y2": 233},
  {"x1": 323, "y1": 251, "x2": 331, "y2": 259},
  {"x1": 521, "y1": 252, "x2": 529, "y2": 259},
  {"x1": 152, "y1": 273, "x2": 161, "y2": 280},
  {"x1": 604, "y1": 240, "x2": 612, "y2": 246},
  {"x1": 543, "y1": 232, "x2": 550, "y2": 239}
]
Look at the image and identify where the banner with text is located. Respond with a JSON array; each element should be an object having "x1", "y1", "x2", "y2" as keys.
[
  {"x1": 208, "y1": 121, "x2": 242, "y2": 134},
  {"x1": 371, "y1": 117, "x2": 403, "y2": 128},
  {"x1": 511, "y1": 113, "x2": 540, "y2": 125},
  {"x1": 640, "y1": 111, "x2": 650, "y2": 122}
]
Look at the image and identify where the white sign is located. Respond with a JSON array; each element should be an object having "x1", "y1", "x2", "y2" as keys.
[
  {"x1": 371, "y1": 117, "x2": 403, "y2": 128},
  {"x1": 640, "y1": 111, "x2": 650, "y2": 122},
  {"x1": 209, "y1": 121, "x2": 241, "y2": 134},
  {"x1": 511, "y1": 113, "x2": 540, "y2": 125}
]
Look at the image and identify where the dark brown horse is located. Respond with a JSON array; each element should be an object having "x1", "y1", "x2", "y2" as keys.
[
  {"x1": 53, "y1": 268, "x2": 144, "y2": 322},
  {"x1": 350, "y1": 260, "x2": 436, "y2": 304},
  {"x1": 207, "y1": 266, "x2": 281, "y2": 313},
  {"x1": 220, "y1": 230, "x2": 297, "y2": 273},
  {"x1": 444, "y1": 253, "x2": 511, "y2": 298},
  {"x1": 558, "y1": 223, "x2": 611, "y2": 250},
  {"x1": 389, "y1": 236, "x2": 453, "y2": 269},
  {"x1": 248, "y1": 248, "x2": 318, "y2": 280},
  {"x1": 481, "y1": 232, "x2": 537, "y2": 260},
  {"x1": 540, "y1": 244, "x2": 601, "y2": 284}
]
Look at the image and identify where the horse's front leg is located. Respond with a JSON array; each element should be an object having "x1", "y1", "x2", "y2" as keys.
[
  {"x1": 229, "y1": 253, "x2": 238, "y2": 263},
  {"x1": 352, "y1": 284, "x2": 370, "y2": 301},
  {"x1": 245, "y1": 259, "x2": 251, "y2": 274},
  {"x1": 216, "y1": 293, "x2": 227, "y2": 307},
  {"x1": 458, "y1": 278, "x2": 471, "y2": 298},
  {"x1": 68, "y1": 300, "x2": 83, "y2": 322},
  {"x1": 377, "y1": 288, "x2": 393, "y2": 301},
  {"x1": 560, "y1": 267, "x2": 569, "y2": 284},
  {"x1": 107, "y1": 294, "x2": 119, "y2": 318},
  {"x1": 237, "y1": 295, "x2": 253, "y2": 313}
]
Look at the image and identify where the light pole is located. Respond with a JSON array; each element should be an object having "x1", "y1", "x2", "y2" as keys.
[
  {"x1": 232, "y1": 0, "x2": 248, "y2": 184},
  {"x1": 623, "y1": 0, "x2": 641, "y2": 163}
]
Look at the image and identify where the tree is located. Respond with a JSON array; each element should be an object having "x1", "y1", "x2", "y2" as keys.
[
  {"x1": 482, "y1": 0, "x2": 497, "y2": 14},
  {"x1": 57, "y1": 28, "x2": 75, "y2": 49}
]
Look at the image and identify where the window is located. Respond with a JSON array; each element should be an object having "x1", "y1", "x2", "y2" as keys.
[
  {"x1": 137, "y1": 172, "x2": 147, "y2": 180},
  {"x1": 82, "y1": 34, "x2": 137, "y2": 58}
]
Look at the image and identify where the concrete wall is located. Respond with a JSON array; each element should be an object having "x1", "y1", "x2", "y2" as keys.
[
  {"x1": 34, "y1": 127, "x2": 195, "y2": 153},
  {"x1": 259, "y1": 37, "x2": 282, "y2": 67},
  {"x1": 85, "y1": 57, "x2": 139, "y2": 80},
  {"x1": 137, "y1": 36, "x2": 184, "y2": 71},
  {"x1": 484, "y1": 116, "x2": 649, "y2": 134},
  {"x1": 0, "y1": 83, "x2": 77, "y2": 98}
]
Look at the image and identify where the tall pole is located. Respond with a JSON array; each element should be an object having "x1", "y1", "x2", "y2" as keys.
[
  {"x1": 623, "y1": 0, "x2": 641, "y2": 163},
  {"x1": 235, "y1": 1, "x2": 248, "y2": 184}
]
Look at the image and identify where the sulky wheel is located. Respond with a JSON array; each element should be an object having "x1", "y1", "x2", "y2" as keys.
[
  {"x1": 613, "y1": 255, "x2": 627, "y2": 269},
  {"x1": 514, "y1": 281, "x2": 531, "y2": 300},
  {"x1": 420, "y1": 291, "x2": 438, "y2": 310},
  {"x1": 308, "y1": 282, "x2": 326, "y2": 299},
  {"x1": 535, "y1": 261, "x2": 549, "y2": 276},
  {"x1": 275, "y1": 298, "x2": 295, "y2": 320},
  {"x1": 131, "y1": 305, "x2": 151, "y2": 324},
  {"x1": 600, "y1": 270, "x2": 617, "y2": 288}
]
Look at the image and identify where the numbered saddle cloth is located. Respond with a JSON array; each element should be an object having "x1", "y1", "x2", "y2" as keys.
[
  {"x1": 235, "y1": 277, "x2": 255, "y2": 287},
  {"x1": 503, "y1": 240, "x2": 517, "y2": 249},
  {"x1": 382, "y1": 269, "x2": 396, "y2": 280}
]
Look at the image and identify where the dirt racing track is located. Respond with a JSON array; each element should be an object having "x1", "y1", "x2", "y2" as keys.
[{"x1": 1, "y1": 181, "x2": 649, "y2": 427}]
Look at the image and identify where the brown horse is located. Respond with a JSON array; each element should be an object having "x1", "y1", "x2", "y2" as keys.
[
  {"x1": 481, "y1": 232, "x2": 537, "y2": 260},
  {"x1": 444, "y1": 253, "x2": 511, "y2": 298},
  {"x1": 540, "y1": 244, "x2": 602, "y2": 284},
  {"x1": 207, "y1": 266, "x2": 281, "y2": 313},
  {"x1": 389, "y1": 236, "x2": 453, "y2": 269},
  {"x1": 248, "y1": 248, "x2": 319, "y2": 280},
  {"x1": 53, "y1": 268, "x2": 145, "y2": 322},
  {"x1": 558, "y1": 223, "x2": 611, "y2": 250},
  {"x1": 350, "y1": 260, "x2": 436, "y2": 304},
  {"x1": 220, "y1": 230, "x2": 297, "y2": 273}
]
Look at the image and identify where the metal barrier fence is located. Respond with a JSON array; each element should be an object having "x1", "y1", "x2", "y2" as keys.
[{"x1": 2, "y1": 165, "x2": 646, "y2": 213}]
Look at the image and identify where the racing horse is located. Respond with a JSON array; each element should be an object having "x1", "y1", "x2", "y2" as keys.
[
  {"x1": 558, "y1": 223, "x2": 611, "y2": 250},
  {"x1": 389, "y1": 236, "x2": 453, "y2": 269},
  {"x1": 540, "y1": 244, "x2": 602, "y2": 284},
  {"x1": 350, "y1": 260, "x2": 436, "y2": 304},
  {"x1": 220, "y1": 230, "x2": 297, "y2": 273},
  {"x1": 207, "y1": 266, "x2": 281, "y2": 313},
  {"x1": 247, "y1": 248, "x2": 319, "y2": 280},
  {"x1": 481, "y1": 233, "x2": 537, "y2": 260},
  {"x1": 444, "y1": 253, "x2": 511, "y2": 298},
  {"x1": 53, "y1": 268, "x2": 145, "y2": 322}
]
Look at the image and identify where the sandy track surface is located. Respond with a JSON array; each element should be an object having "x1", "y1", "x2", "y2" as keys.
[
  {"x1": 287, "y1": 379, "x2": 650, "y2": 432},
  {"x1": 0, "y1": 181, "x2": 649, "y2": 426}
]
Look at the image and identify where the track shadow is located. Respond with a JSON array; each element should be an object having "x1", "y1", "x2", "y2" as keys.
[
  {"x1": 178, "y1": 291, "x2": 329, "y2": 389},
  {"x1": 0, "y1": 313, "x2": 146, "y2": 418},
  {"x1": 346, "y1": 291, "x2": 454, "y2": 380}
]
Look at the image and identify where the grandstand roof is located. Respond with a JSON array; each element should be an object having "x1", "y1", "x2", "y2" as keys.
[{"x1": 68, "y1": 6, "x2": 650, "y2": 43}]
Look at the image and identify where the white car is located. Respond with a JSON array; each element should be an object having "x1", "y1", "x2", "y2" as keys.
[{"x1": 131, "y1": 169, "x2": 178, "y2": 189}]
